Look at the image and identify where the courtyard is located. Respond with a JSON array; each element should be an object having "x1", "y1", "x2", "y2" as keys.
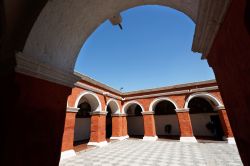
[{"x1": 60, "y1": 139, "x2": 242, "y2": 166}]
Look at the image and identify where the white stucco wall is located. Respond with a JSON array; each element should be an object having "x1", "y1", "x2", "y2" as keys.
[
  {"x1": 155, "y1": 115, "x2": 180, "y2": 136},
  {"x1": 190, "y1": 113, "x2": 218, "y2": 136},
  {"x1": 127, "y1": 117, "x2": 144, "y2": 136},
  {"x1": 74, "y1": 118, "x2": 91, "y2": 141}
]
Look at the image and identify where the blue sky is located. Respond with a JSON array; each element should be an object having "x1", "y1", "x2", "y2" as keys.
[{"x1": 75, "y1": 5, "x2": 215, "y2": 92}]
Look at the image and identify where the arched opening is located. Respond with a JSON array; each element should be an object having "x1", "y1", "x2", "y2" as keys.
[
  {"x1": 106, "y1": 106, "x2": 112, "y2": 139},
  {"x1": 124, "y1": 102, "x2": 144, "y2": 138},
  {"x1": 73, "y1": 92, "x2": 102, "y2": 150},
  {"x1": 105, "y1": 99, "x2": 120, "y2": 140},
  {"x1": 188, "y1": 97, "x2": 224, "y2": 140},
  {"x1": 152, "y1": 99, "x2": 180, "y2": 139}
]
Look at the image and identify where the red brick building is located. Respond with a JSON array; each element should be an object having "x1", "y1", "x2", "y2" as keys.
[{"x1": 61, "y1": 72, "x2": 234, "y2": 159}]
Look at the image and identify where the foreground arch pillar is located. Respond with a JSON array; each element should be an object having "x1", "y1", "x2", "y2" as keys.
[
  {"x1": 61, "y1": 107, "x2": 79, "y2": 160},
  {"x1": 205, "y1": 0, "x2": 250, "y2": 164},
  {"x1": 3, "y1": 73, "x2": 75, "y2": 166},
  {"x1": 175, "y1": 109, "x2": 197, "y2": 143},
  {"x1": 142, "y1": 111, "x2": 158, "y2": 141},
  {"x1": 216, "y1": 107, "x2": 235, "y2": 144},
  {"x1": 110, "y1": 114, "x2": 129, "y2": 140},
  {"x1": 88, "y1": 111, "x2": 108, "y2": 147}
]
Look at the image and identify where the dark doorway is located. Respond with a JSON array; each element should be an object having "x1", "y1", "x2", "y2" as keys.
[
  {"x1": 106, "y1": 106, "x2": 112, "y2": 138},
  {"x1": 73, "y1": 101, "x2": 91, "y2": 147},
  {"x1": 210, "y1": 115, "x2": 224, "y2": 140},
  {"x1": 154, "y1": 100, "x2": 180, "y2": 140},
  {"x1": 126, "y1": 104, "x2": 144, "y2": 138},
  {"x1": 188, "y1": 97, "x2": 223, "y2": 140}
]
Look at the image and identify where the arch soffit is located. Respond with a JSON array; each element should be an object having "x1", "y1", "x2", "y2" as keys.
[
  {"x1": 22, "y1": 0, "x2": 198, "y2": 73},
  {"x1": 105, "y1": 99, "x2": 120, "y2": 114},
  {"x1": 149, "y1": 97, "x2": 179, "y2": 112},
  {"x1": 122, "y1": 100, "x2": 145, "y2": 114},
  {"x1": 74, "y1": 91, "x2": 102, "y2": 112},
  {"x1": 184, "y1": 92, "x2": 223, "y2": 109}
]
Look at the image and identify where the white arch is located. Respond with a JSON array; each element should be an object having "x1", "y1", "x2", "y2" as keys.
[
  {"x1": 149, "y1": 97, "x2": 179, "y2": 112},
  {"x1": 122, "y1": 100, "x2": 145, "y2": 114},
  {"x1": 184, "y1": 92, "x2": 223, "y2": 109},
  {"x1": 74, "y1": 91, "x2": 102, "y2": 112},
  {"x1": 105, "y1": 99, "x2": 120, "y2": 114},
  {"x1": 22, "y1": 1, "x2": 198, "y2": 80}
]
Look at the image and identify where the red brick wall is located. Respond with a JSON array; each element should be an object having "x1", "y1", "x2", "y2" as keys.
[
  {"x1": 218, "y1": 110, "x2": 234, "y2": 137},
  {"x1": 112, "y1": 117, "x2": 123, "y2": 137},
  {"x1": 89, "y1": 115, "x2": 106, "y2": 142},
  {"x1": 122, "y1": 117, "x2": 128, "y2": 136},
  {"x1": 176, "y1": 112, "x2": 193, "y2": 137},
  {"x1": 6, "y1": 73, "x2": 71, "y2": 166},
  {"x1": 143, "y1": 115, "x2": 156, "y2": 136},
  {"x1": 61, "y1": 112, "x2": 76, "y2": 151}
]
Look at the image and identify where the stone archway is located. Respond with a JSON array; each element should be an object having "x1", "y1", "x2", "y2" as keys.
[
  {"x1": 150, "y1": 98, "x2": 180, "y2": 139},
  {"x1": 105, "y1": 99, "x2": 120, "y2": 139},
  {"x1": 73, "y1": 91, "x2": 102, "y2": 147},
  {"x1": 185, "y1": 93, "x2": 227, "y2": 141},
  {"x1": 123, "y1": 101, "x2": 145, "y2": 138}
]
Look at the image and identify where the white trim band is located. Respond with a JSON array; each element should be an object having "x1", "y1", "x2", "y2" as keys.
[
  {"x1": 215, "y1": 106, "x2": 226, "y2": 111},
  {"x1": 141, "y1": 111, "x2": 155, "y2": 115},
  {"x1": 143, "y1": 136, "x2": 158, "y2": 141},
  {"x1": 60, "y1": 150, "x2": 76, "y2": 161},
  {"x1": 180, "y1": 137, "x2": 197, "y2": 143},
  {"x1": 111, "y1": 113, "x2": 127, "y2": 117},
  {"x1": 90, "y1": 111, "x2": 108, "y2": 115},
  {"x1": 87, "y1": 141, "x2": 108, "y2": 147},
  {"x1": 175, "y1": 108, "x2": 190, "y2": 113},
  {"x1": 110, "y1": 135, "x2": 129, "y2": 140},
  {"x1": 67, "y1": 107, "x2": 79, "y2": 113}
]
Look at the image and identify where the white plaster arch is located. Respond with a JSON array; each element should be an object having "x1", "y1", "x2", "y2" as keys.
[
  {"x1": 149, "y1": 97, "x2": 179, "y2": 112},
  {"x1": 184, "y1": 92, "x2": 223, "y2": 110},
  {"x1": 20, "y1": 1, "x2": 199, "y2": 83},
  {"x1": 105, "y1": 99, "x2": 120, "y2": 114},
  {"x1": 74, "y1": 91, "x2": 102, "y2": 112},
  {"x1": 122, "y1": 100, "x2": 145, "y2": 114}
]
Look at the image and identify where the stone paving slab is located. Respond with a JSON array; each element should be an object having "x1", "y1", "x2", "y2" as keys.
[{"x1": 60, "y1": 139, "x2": 242, "y2": 166}]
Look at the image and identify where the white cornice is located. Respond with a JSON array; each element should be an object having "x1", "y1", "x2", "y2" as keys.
[
  {"x1": 15, "y1": 53, "x2": 80, "y2": 87},
  {"x1": 123, "y1": 86, "x2": 219, "y2": 101},
  {"x1": 75, "y1": 82, "x2": 122, "y2": 100},
  {"x1": 192, "y1": 0, "x2": 231, "y2": 58},
  {"x1": 190, "y1": 86, "x2": 218, "y2": 92},
  {"x1": 124, "y1": 90, "x2": 189, "y2": 101}
]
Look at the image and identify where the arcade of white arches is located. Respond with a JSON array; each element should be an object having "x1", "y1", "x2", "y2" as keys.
[
  {"x1": 1, "y1": 0, "x2": 250, "y2": 165},
  {"x1": 61, "y1": 72, "x2": 234, "y2": 159}
]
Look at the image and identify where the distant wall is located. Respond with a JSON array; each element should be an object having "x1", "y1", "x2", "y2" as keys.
[
  {"x1": 127, "y1": 116, "x2": 144, "y2": 136},
  {"x1": 190, "y1": 113, "x2": 217, "y2": 136},
  {"x1": 155, "y1": 115, "x2": 180, "y2": 136},
  {"x1": 74, "y1": 118, "x2": 91, "y2": 141}
]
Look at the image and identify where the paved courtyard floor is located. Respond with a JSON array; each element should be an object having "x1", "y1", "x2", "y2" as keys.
[{"x1": 60, "y1": 139, "x2": 242, "y2": 166}]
